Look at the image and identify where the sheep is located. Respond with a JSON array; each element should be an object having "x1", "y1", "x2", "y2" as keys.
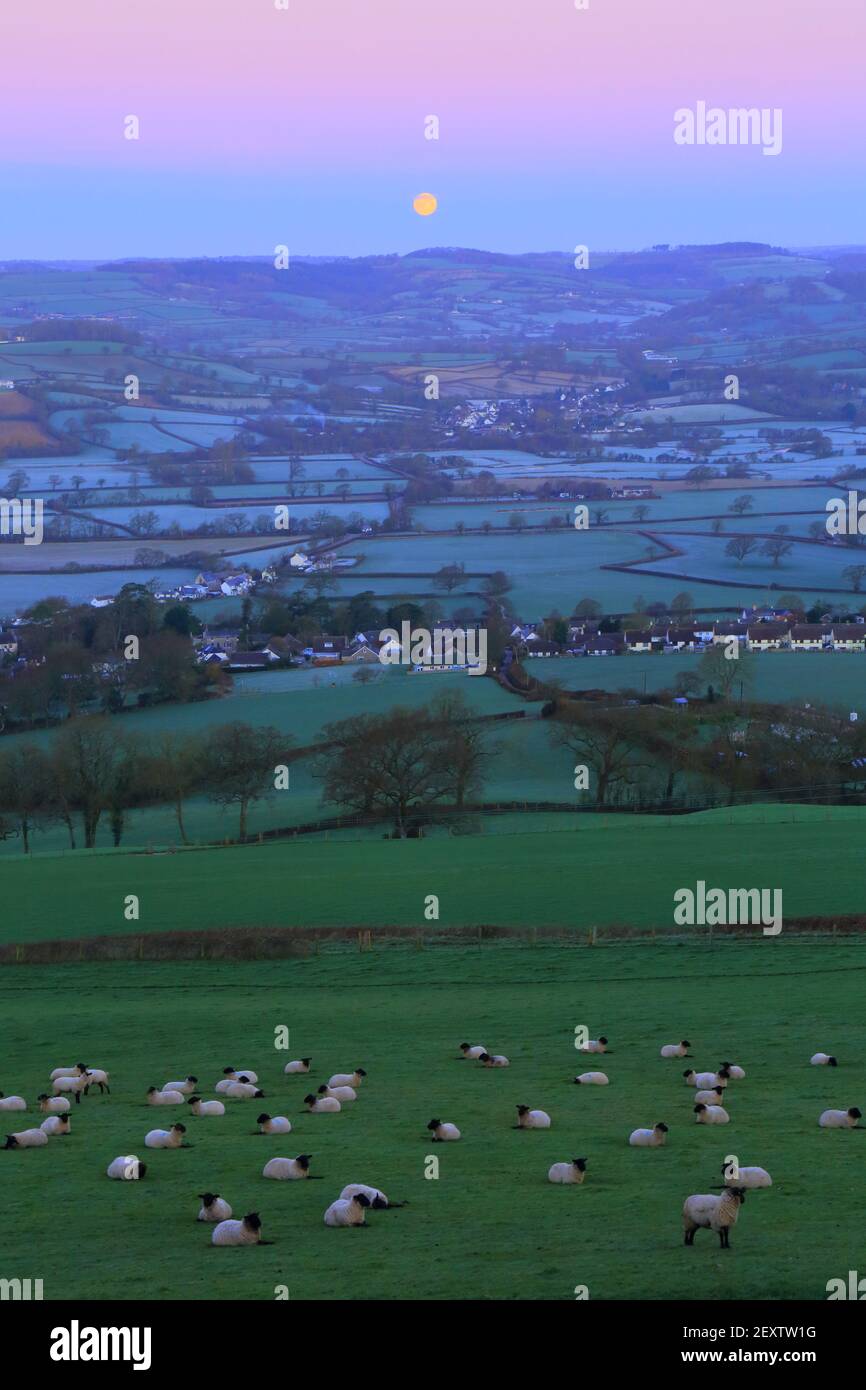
[
  {"x1": 4, "y1": 1128, "x2": 49, "y2": 1149},
  {"x1": 427, "y1": 1118, "x2": 460, "y2": 1141},
  {"x1": 40, "y1": 1115, "x2": 70, "y2": 1136},
  {"x1": 52, "y1": 1074, "x2": 88, "y2": 1105},
  {"x1": 339, "y1": 1183, "x2": 404, "y2": 1209},
  {"x1": 283, "y1": 1058, "x2": 311, "y2": 1075},
  {"x1": 629, "y1": 1123, "x2": 669, "y2": 1147},
  {"x1": 188, "y1": 1096, "x2": 225, "y2": 1118},
  {"x1": 720, "y1": 1163, "x2": 772, "y2": 1189},
  {"x1": 49, "y1": 1063, "x2": 88, "y2": 1081},
  {"x1": 84, "y1": 1068, "x2": 110, "y2": 1095},
  {"x1": 262, "y1": 1154, "x2": 315, "y2": 1181},
  {"x1": 459, "y1": 1043, "x2": 487, "y2": 1060},
  {"x1": 811, "y1": 1053, "x2": 838, "y2": 1067},
  {"x1": 147, "y1": 1087, "x2": 185, "y2": 1106},
  {"x1": 222, "y1": 1068, "x2": 259, "y2": 1084},
  {"x1": 328, "y1": 1069, "x2": 366, "y2": 1089},
  {"x1": 819, "y1": 1107, "x2": 862, "y2": 1129},
  {"x1": 574, "y1": 1072, "x2": 609, "y2": 1086},
  {"x1": 317, "y1": 1084, "x2": 356, "y2": 1104},
  {"x1": 303, "y1": 1093, "x2": 341, "y2": 1114},
  {"x1": 478, "y1": 1053, "x2": 509, "y2": 1068},
  {"x1": 323, "y1": 1194, "x2": 370, "y2": 1227},
  {"x1": 197, "y1": 1193, "x2": 232, "y2": 1222},
  {"x1": 577, "y1": 1037, "x2": 609, "y2": 1054},
  {"x1": 106, "y1": 1155, "x2": 147, "y2": 1180},
  {"x1": 719, "y1": 1061, "x2": 745, "y2": 1080},
  {"x1": 144, "y1": 1123, "x2": 188, "y2": 1149},
  {"x1": 257, "y1": 1113, "x2": 292, "y2": 1134},
  {"x1": 694, "y1": 1103, "x2": 729, "y2": 1125},
  {"x1": 694, "y1": 1087, "x2": 727, "y2": 1107},
  {"x1": 163, "y1": 1076, "x2": 198, "y2": 1095},
  {"x1": 212, "y1": 1213, "x2": 263, "y2": 1246},
  {"x1": 0, "y1": 1094, "x2": 27, "y2": 1112},
  {"x1": 515, "y1": 1105, "x2": 551, "y2": 1130},
  {"x1": 548, "y1": 1159, "x2": 588, "y2": 1184},
  {"x1": 683, "y1": 1186, "x2": 746, "y2": 1248},
  {"x1": 38, "y1": 1094, "x2": 69, "y2": 1114},
  {"x1": 224, "y1": 1081, "x2": 264, "y2": 1101},
  {"x1": 683, "y1": 1068, "x2": 729, "y2": 1090},
  {"x1": 660, "y1": 1041, "x2": 692, "y2": 1058}
]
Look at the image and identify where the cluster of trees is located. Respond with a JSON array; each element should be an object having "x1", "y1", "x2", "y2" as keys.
[{"x1": 0, "y1": 719, "x2": 290, "y2": 851}]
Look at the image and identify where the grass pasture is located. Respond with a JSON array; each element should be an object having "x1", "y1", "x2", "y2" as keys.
[{"x1": 0, "y1": 943, "x2": 862, "y2": 1301}]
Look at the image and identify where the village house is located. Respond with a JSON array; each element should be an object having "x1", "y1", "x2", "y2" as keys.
[
  {"x1": 219, "y1": 573, "x2": 254, "y2": 597},
  {"x1": 665, "y1": 626, "x2": 700, "y2": 651},
  {"x1": 712, "y1": 620, "x2": 749, "y2": 646},
  {"x1": 585, "y1": 634, "x2": 625, "y2": 656},
  {"x1": 344, "y1": 639, "x2": 382, "y2": 663},
  {"x1": 89, "y1": 594, "x2": 115, "y2": 609},
  {"x1": 307, "y1": 635, "x2": 347, "y2": 664},
  {"x1": 831, "y1": 624, "x2": 866, "y2": 652},
  {"x1": 226, "y1": 650, "x2": 279, "y2": 671},
  {"x1": 624, "y1": 630, "x2": 654, "y2": 652},
  {"x1": 0, "y1": 629, "x2": 19, "y2": 658},
  {"x1": 523, "y1": 637, "x2": 563, "y2": 657},
  {"x1": 790, "y1": 623, "x2": 832, "y2": 652},
  {"x1": 747, "y1": 622, "x2": 790, "y2": 651}
]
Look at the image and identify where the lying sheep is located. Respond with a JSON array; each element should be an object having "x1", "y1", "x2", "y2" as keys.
[
  {"x1": 574, "y1": 1072, "x2": 609, "y2": 1086},
  {"x1": 144, "y1": 1123, "x2": 188, "y2": 1149},
  {"x1": 427, "y1": 1118, "x2": 460, "y2": 1141},
  {"x1": 811, "y1": 1053, "x2": 838, "y2": 1067},
  {"x1": 478, "y1": 1053, "x2": 509, "y2": 1068},
  {"x1": 164, "y1": 1076, "x2": 198, "y2": 1095},
  {"x1": 106, "y1": 1155, "x2": 147, "y2": 1180},
  {"x1": 516, "y1": 1105, "x2": 551, "y2": 1129},
  {"x1": 188, "y1": 1097, "x2": 225, "y2": 1117},
  {"x1": 683, "y1": 1186, "x2": 746, "y2": 1248},
  {"x1": 548, "y1": 1159, "x2": 588, "y2": 1184},
  {"x1": 459, "y1": 1043, "x2": 487, "y2": 1060},
  {"x1": 40, "y1": 1115, "x2": 70, "y2": 1136},
  {"x1": 694, "y1": 1086, "x2": 727, "y2": 1107},
  {"x1": 4, "y1": 1128, "x2": 49, "y2": 1149},
  {"x1": 339, "y1": 1183, "x2": 404, "y2": 1209},
  {"x1": 225, "y1": 1081, "x2": 264, "y2": 1101},
  {"x1": 262, "y1": 1154, "x2": 316, "y2": 1180},
  {"x1": 283, "y1": 1058, "x2": 311, "y2": 1075},
  {"x1": 318, "y1": 1084, "x2": 356, "y2": 1104},
  {"x1": 819, "y1": 1107, "x2": 862, "y2": 1128},
  {"x1": 257, "y1": 1113, "x2": 292, "y2": 1134},
  {"x1": 684, "y1": 1068, "x2": 729, "y2": 1090},
  {"x1": 147, "y1": 1087, "x2": 185, "y2": 1106},
  {"x1": 223, "y1": 1068, "x2": 259, "y2": 1084},
  {"x1": 660, "y1": 1041, "x2": 692, "y2": 1058},
  {"x1": 328, "y1": 1069, "x2": 366, "y2": 1089},
  {"x1": 304, "y1": 1093, "x2": 341, "y2": 1114},
  {"x1": 578, "y1": 1037, "x2": 609, "y2": 1054},
  {"x1": 0, "y1": 1093, "x2": 27, "y2": 1112},
  {"x1": 212, "y1": 1213, "x2": 264, "y2": 1246},
  {"x1": 324, "y1": 1194, "x2": 370, "y2": 1227},
  {"x1": 721, "y1": 1163, "x2": 771, "y2": 1189},
  {"x1": 38, "y1": 1094, "x2": 69, "y2": 1114},
  {"x1": 694, "y1": 1103, "x2": 729, "y2": 1125},
  {"x1": 197, "y1": 1193, "x2": 232, "y2": 1222},
  {"x1": 629, "y1": 1122, "x2": 669, "y2": 1147},
  {"x1": 719, "y1": 1061, "x2": 745, "y2": 1080}
]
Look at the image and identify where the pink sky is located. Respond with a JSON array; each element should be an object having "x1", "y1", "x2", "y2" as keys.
[{"x1": 3, "y1": 0, "x2": 864, "y2": 255}]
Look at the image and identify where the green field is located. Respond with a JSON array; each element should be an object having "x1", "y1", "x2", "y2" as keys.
[
  {"x1": 4, "y1": 810, "x2": 866, "y2": 945},
  {"x1": 1, "y1": 943, "x2": 863, "y2": 1300}
]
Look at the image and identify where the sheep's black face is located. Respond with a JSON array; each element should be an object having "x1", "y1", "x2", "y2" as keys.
[
  {"x1": 317, "y1": 1085, "x2": 328, "y2": 1094},
  {"x1": 200, "y1": 1193, "x2": 217, "y2": 1206},
  {"x1": 38, "y1": 1094, "x2": 48, "y2": 1101},
  {"x1": 245, "y1": 1213, "x2": 262, "y2": 1231},
  {"x1": 517, "y1": 1105, "x2": 529, "y2": 1115},
  {"x1": 573, "y1": 1159, "x2": 587, "y2": 1171},
  {"x1": 598, "y1": 1037, "x2": 608, "y2": 1045},
  {"x1": 372, "y1": 1196, "x2": 388, "y2": 1209},
  {"x1": 354, "y1": 1194, "x2": 371, "y2": 1208},
  {"x1": 188, "y1": 1076, "x2": 198, "y2": 1084},
  {"x1": 356, "y1": 1069, "x2": 367, "y2": 1077},
  {"x1": 427, "y1": 1119, "x2": 440, "y2": 1130},
  {"x1": 188, "y1": 1097, "x2": 201, "y2": 1106},
  {"x1": 829, "y1": 1057, "x2": 838, "y2": 1066},
  {"x1": 683, "y1": 1070, "x2": 692, "y2": 1078},
  {"x1": 301, "y1": 1059, "x2": 311, "y2": 1066},
  {"x1": 730, "y1": 1188, "x2": 746, "y2": 1202},
  {"x1": 223, "y1": 1067, "x2": 234, "y2": 1075},
  {"x1": 694, "y1": 1104, "x2": 705, "y2": 1113},
  {"x1": 297, "y1": 1155, "x2": 311, "y2": 1169},
  {"x1": 137, "y1": 1164, "x2": 147, "y2": 1179},
  {"x1": 479, "y1": 1054, "x2": 491, "y2": 1063},
  {"x1": 254, "y1": 1090, "x2": 264, "y2": 1098},
  {"x1": 304, "y1": 1095, "x2": 316, "y2": 1106},
  {"x1": 657, "y1": 1124, "x2": 669, "y2": 1133},
  {"x1": 681, "y1": 1041, "x2": 691, "y2": 1049},
  {"x1": 851, "y1": 1108, "x2": 863, "y2": 1119},
  {"x1": 174, "y1": 1124, "x2": 186, "y2": 1134},
  {"x1": 459, "y1": 1043, "x2": 470, "y2": 1051},
  {"x1": 258, "y1": 1114, "x2": 270, "y2": 1124}
]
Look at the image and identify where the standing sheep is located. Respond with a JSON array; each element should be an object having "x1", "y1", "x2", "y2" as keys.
[
  {"x1": 683, "y1": 1187, "x2": 746, "y2": 1248},
  {"x1": 548, "y1": 1159, "x2": 588, "y2": 1184},
  {"x1": 629, "y1": 1123, "x2": 669, "y2": 1147},
  {"x1": 52, "y1": 1074, "x2": 88, "y2": 1105},
  {"x1": 84, "y1": 1068, "x2": 110, "y2": 1095},
  {"x1": 515, "y1": 1105, "x2": 551, "y2": 1130}
]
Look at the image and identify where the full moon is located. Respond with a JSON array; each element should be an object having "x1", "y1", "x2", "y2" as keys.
[{"x1": 413, "y1": 192, "x2": 438, "y2": 216}]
